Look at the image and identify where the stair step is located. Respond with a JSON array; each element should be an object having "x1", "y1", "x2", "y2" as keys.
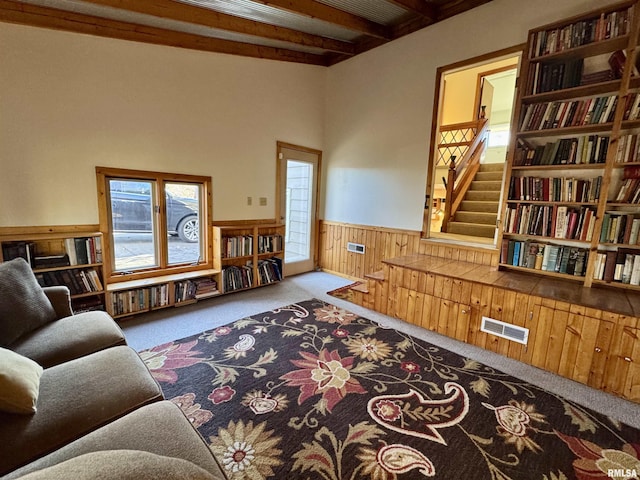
[
  {"x1": 447, "y1": 222, "x2": 496, "y2": 238},
  {"x1": 474, "y1": 171, "x2": 503, "y2": 182},
  {"x1": 454, "y1": 211, "x2": 497, "y2": 225},
  {"x1": 470, "y1": 180, "x2": 502, "y2": 191},
  {"x1": 460, "y1": 200, "x2": 499, "y2": 213},
  {"x1": 479, "y1": 162, "x2": 505, "y2": 173},
  {"x1": 464, "y1": 190, "x2": 501, "y2": 201}
]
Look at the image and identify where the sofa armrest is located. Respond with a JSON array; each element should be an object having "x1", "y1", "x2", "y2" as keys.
[{"x1": 42, "y1": 286, "x2": 73, "y2": 319}]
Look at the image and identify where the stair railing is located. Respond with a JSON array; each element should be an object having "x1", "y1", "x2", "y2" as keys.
[{"x1": 440, "y1": 118, "x2": 489, "y2": 232}]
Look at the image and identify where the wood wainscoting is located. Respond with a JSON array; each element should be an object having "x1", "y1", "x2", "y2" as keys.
[{"x1": 318, "y1": 220, "x2": 499, "y2": 279}]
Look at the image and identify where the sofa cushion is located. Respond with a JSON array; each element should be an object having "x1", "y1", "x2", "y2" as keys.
[
  {"x1": 0, "y1": 347, "x2": 43, "y2": 414},
  {"x1": 11, "y1": 310, "x2": 126, "y2": 368},
  {"x1": 0, "y1": 258, "x2": 57, "y2": 347},
  {"x1": 13, "y1": 450, "x2": 217, "y2": 480},
  {"x1": 4, "y1": 401, "x2": 228, "y2": 480},
  {"x1": 0, "y1": 345, "x2": 163, "y2": 475}
]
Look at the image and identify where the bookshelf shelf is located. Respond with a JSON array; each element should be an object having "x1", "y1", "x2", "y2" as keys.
[
  {"x1": 502, "y1": 233, "x2": 592, "y2": 245},
  {"x1": 498, "y1": 262, "x2": 587, "y2": 281},
  {"x1": 507, "y1": 200, "x2": 599, "y2": 206},
  {"x1": 521, "y1": 80, "x2": 622, "y2": 104},
  {"x1": 512, "y1": 164, "x2": 604, "y2": 171},
  {"x1": 502, "y1": 0, "x2": 640, "y2": 288},
  {"x1": 517, "y1": 123, "x2": 616, "y2": 139},
  {"x1": 530, "y1": 35, "x2": 630, "y2": 62}
]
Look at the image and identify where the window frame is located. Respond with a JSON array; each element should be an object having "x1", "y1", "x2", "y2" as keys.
[{"x1": 96, "y1": 166, "x2": 213, "y2": 284}]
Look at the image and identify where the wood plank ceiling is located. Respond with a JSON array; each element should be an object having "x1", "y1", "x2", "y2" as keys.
[{"x1": 0, "y1": 0, "x2": 493, "y2": 66}]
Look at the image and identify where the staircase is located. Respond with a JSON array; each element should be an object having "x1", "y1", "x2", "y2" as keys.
[{"x1": 445, "y1": 162, "x2": 504, "y2": 238}]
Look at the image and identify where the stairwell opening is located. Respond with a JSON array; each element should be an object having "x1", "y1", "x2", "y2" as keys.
[{"x1": 424, "y1": 47, "x2": 522, "y2": 248}]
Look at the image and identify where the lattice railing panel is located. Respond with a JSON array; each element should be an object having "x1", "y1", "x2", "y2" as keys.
[{"x1": 436, "y1": 123, "x2": 480, "y2": 167}]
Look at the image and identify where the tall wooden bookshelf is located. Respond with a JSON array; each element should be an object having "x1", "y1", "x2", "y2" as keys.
[
  {"x1": 0, "y1": 226, "x2": 106, "y2": 312},
  {"x1": 501, "y1": 0, "x2": 640, "y2": 289}
]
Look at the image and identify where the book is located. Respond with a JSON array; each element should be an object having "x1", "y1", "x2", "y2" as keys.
[
  {"x1": 604, "y1": 250, "x2": 619, "y2": 282},
  {"x1": 544, "y1": 245, "x2": 560, "y2": 271}
]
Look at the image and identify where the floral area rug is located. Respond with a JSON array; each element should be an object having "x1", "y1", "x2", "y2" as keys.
[{"x1": 139, "y1": 299, "x2": 640, "y2": 480}]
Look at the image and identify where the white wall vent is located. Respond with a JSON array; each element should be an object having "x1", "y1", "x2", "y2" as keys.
[
  {"x1": 347, "y1": 242, "x2": 365, "y2": 254},
  {"x1": 481, "y1": 317, "x2": 529, "y2": 345}
]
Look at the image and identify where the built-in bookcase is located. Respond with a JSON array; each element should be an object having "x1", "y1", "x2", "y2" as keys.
[
  {"x1": 0, "y1": 226, "x2": 106, "y2": 312},
  {"x1": 501, "y1": 0, "x2": 640, "y2": 289},
  {"x1": 213, "y1": 222, "x2": 285, "y2": 294},
  {"x1": 106, "y1": 269, "x2": 220, "y2": 318}
]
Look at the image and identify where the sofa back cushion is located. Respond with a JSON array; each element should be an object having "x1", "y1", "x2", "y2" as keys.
[{"x1": 0, "y1": 258, "x2": 57, "y2": 348}]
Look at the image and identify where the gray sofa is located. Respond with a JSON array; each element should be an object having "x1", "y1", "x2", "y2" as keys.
[{"x1": 0, "y1": 258, "x2": 227, "y2": 479}]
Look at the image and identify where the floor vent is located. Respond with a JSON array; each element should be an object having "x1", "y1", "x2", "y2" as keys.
[
  {"x1": 347, "y1": 242, "x2": 365, "y2": 254},
  {"x1": 481, "y1": 317, "x2": 529, "y2": 345}
]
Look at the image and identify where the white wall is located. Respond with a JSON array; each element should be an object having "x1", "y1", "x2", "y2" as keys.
[
  {"x1": 0, "y1": 0, "x2": 622, "y2": 231},
  {"x1": 323, "y1": 0, "x2": 621, "y2": 231},
  {"x1": 0, "y1": 23, "x2": 325, "y2": 226}
]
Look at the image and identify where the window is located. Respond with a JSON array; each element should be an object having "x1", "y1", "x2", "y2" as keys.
[{"x1": 96, "y1": 167, "x2": 212, "y2": 280}]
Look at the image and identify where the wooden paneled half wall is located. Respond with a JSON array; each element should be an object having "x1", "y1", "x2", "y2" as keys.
[{"x1": 318, "y1": 220, "x2": 499, "y2": 279}]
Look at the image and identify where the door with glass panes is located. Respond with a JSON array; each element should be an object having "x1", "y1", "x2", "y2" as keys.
[{"x1": 277, "y1": 142, "x2": 321, "y2": 277}]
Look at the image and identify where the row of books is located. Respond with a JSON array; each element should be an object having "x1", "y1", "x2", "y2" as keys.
[
  {"x1": 174, "y1": 279, "x2": 197, "y2": 304},
  {"x1": 110, "y1": 288, "x2": 152, "y2": 316},
  {"x1": 73, "y1": 297, "x2": 105, "y2": 313},
  {"x1": 503, "y1": 204, "x2": 596, "y2": 241},
  {"x1": 614, "y1": 133, "x2": 640, "y2": 163},
  {"x1": 620, "y1": 92, "x2": 640, "y2": 121},
  {"x1": 527, "y1": 58, "x2": 584, "y2": 95},
  {"x1": 222, "y1": 235, "x2": 253, "y2": 258},
  {"x1": 508, "y1": 176, "x2": 602, "y2": 203},
  {"x1": 174, "y1": 277, "x2": 220, "y2": 302},
  {"x1": 600, "y1": 212, "x2": 640, "y2": 245},
  {"x1": 64, "y1": 237, "x2": 102, "y2": 265},
  {"x1": 520, "y1": 95, "x2": 617, "y2": 132},
  {"x1": 222, "y1": 265, "x2": 253, "y2": 293},
  {"x1": 514, "y1": 136, "x2": 609, "y2": 166},
  {"x1": 257, "y1": 258, "x2": 283, "y2": 286},
  {"x1": 612, "y1": 166, "x2": 640, "y2": 203},
  {"x1": 258, "y1": 234, "x2": 283, "y2": 254},
  {"x1": 150, "y1": 284, "x2": 170, "y2": 308},
  {"x1": 612, "y1": 178, "x2": 640, "y2": 203},
  {"x1": 530, "y1": 8, "x2": 630, "y2": 58},
  {"x1": 500, "y1": 239, "x2": 589, "y2": 277},
  {"x1": 1, "y1": 236, "x2": 102, "y2": 269},
  {"x1": 593, "y1": 249, "x2": 640, "y2": 284},
  {"x1": 35, "y1": 268, "x2": 104, "y2": 295}
]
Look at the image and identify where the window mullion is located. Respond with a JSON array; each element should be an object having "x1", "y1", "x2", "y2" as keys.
[{"x1": 156, "y1": 179, "x2": 169, "y2": 269}]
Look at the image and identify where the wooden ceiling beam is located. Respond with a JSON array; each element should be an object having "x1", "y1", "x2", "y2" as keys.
[
  {"x1": 76, "y1": 0, "x2": 354, "y2": 55},
  {"x1": 385, "y1": 0, "x2": 437, "y2": 20},
  {"x1": 250, "y1": 0, "x2": 391, "y2": 39},
  {"x1": 437, "y1": 0, "x2": 493, "y2": 20},
  {"x1": 0, "y1": 0, "x2": 327, "y2": 65}
]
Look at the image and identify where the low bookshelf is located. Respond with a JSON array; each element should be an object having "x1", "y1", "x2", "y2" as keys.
[
  {"x1": 106, "y1": 268, "x2": 221, "y2": 319},
  {"x1": 0, "y1": 225, "x2": 106, "y2": 312}
]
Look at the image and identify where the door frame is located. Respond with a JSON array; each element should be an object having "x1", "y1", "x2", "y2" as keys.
[
  {"x1": 276, "y1": 141, "x2": 323, "y2": 273},
  {"x1": 423, "y1": 43, "x2": 524, "y2": 238}
]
